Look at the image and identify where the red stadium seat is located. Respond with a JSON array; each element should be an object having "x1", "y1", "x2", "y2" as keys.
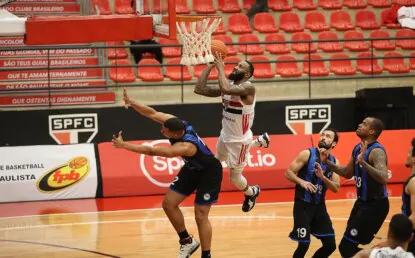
[
  {"x1": 213, "y1": 35, "x2": 238, "y2": 56},
  {"x1": 293, "y1": 0, "x2": 317, "y2": 10},
  {"x1": 107, "y1": 41, "x2": 128, "y2": 59},
  {"x1": 253, "y1": 13, "x2": 279, "y2": 33},
  {"x1": 318, "y1": 0, "x2": 342, "y2": 9},
  {"x1": 115, "y1": 0, "x2": 134, "y2": 14},
  {"x1": 158, "y1": 38, "x2": 181, "y2": 58},
  {"x1": 276, "y1": 55, "x2": 302, "y2": 77},
  {"x1": 218, "y1": 0, "x2": 241, "y2": 12},
  {"x1": 368, "y1": 0, "x2": 391, "y2": 7},
  {"x1": 269, "y1": 0, "x2": 292, "y2": 11},
  {"x1": 344, "y1": 30, "x2": 369, "y2": 51},
  {"x1": 213, "y1": 20, "x2": 226, "y2": 35},
  {"x1": 291, "y1": 32, "x2": 317, "y2": 53},
  {"x1": 303, "y1": 54, "x2": 329, "y2": 76},
  {"x1": 396, "y1": 29, "x2": 415, "y2": 49},
  {"x1": 265, "y1": 33, "x2": 291, "y2": 54},
  {"x1": 356, "y1": 10, "x2": 381, "y2": 30},
  {"x1": 381, "y1": 9, "x2": 401, "y2": 28},
  {"x1": 329, "y1": 53, "x2": 356, "y2": 75},
  {"x1": 194, "y1": 64, "x2": 219, "y2": 79},
  {"x1": 243, "y1": 0, "x2": 256, "y2": 10},
  {"x1": 279, "y1": 12, "x2": 304, "y2": 32},
  {"x1": 356, "y1": 52, "x2": 383, "y2": 74},
  {"x1": 176, "y1": 0, "x2": 191, "y2": 14},
  {"x1": 330, "y1": 10, "x2": 355, "y2": 31},
  {"x1": 317, "y1": 31, "x2": 344, "y2": 52},
  {"x1": 249, "y1": 56, "x2": 275, "y2": 78},
  {"x1": 343, "y1": 0, "x2": 367, "y2": 8},
  {"x1": 193, "y1": 0, "x2": 216, "y2": 14},
  {"x1": 392, "y1": 0, "x2": 415, "y2": 5},
  {"x1": 383, "y1": 51, "x2": 411, "y2": 73},
  {"x1": 165, "y1": 58, "x2": 193, "y2": 81},
  {"x1": 238, "y1": 34, "x2": 264, "y2": 55},
  {"x1": 137, "y1": 59, "x2": 164, "y2": 82},
  {"x1": 92, "y1": 0, "x2": 112, "y2": 15},
  {"x1": 228, "y1": 13, "x2": 252, "y2": 34},
  {"x1": 369, "y1": 30, "x2": 395, "y2": 50},
  {"x1": 305, "y1": 11, "x2": 330, "y2": 32},
  {"x1": 110, "y1": 60, "x2": 136, "y2": 83},
  {"x1": 410, "y1": 51, "x2": 415, "y2": 70},
  {"x1": 224, "y1": 56, "x2": 243, "y2": 76}
]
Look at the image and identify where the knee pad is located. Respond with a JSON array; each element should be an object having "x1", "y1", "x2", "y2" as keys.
[
  {"x1": 339, "y1": 238, "x2": 360, "y2": 258},
  {"x1": 229, "y1": 170, "x2": 248, "y2": 190},
  {"x1": 294, "y1": 242, "x2": 310, "y2": 258}
]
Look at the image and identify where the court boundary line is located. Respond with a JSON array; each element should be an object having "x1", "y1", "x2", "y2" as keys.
[
  {"x1": 0, "y1": 196, "x2": 400, "y2": 220},
  {"x1": 0, "y1": 215, "x2": 390, "y2": 232}
]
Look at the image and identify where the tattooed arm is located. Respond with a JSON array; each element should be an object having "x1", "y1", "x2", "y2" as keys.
[
  {"x1": 327, "y1": 156, "x2": 354, "y2": 179},
  {"x1": 359, "y1": 148, "x2": 388, "y2": 185},
  {"x1": 194, "y1": 64, "x2": 221, "y2": 97}
]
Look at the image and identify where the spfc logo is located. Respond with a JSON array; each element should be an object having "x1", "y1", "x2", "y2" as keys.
[
  {"x1": 285, "y1": 105, "x2": 331, "y2": 135},
  {"x1": 49, "y1": 114, "x2": 98, "y2": 144}
]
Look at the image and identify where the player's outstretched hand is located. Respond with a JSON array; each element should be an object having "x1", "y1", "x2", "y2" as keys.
[
  {"x1": 112, "y1": 131, "x2": 125, "y2": 148},
  {"x1": 214, "y1": 54, "x2": 224, "y2": 70},
  {"x1": 357, "y1": 141, "x2": 368, "y2": 165},
  {"x1": 314, "y1": 162, "x2": 324, "y2": 179},
  {"x1": 123, "y1": 88, "x2": 132, "y2": 109},
  {"x1": 300, "y1": 180, "x2": 317, "y2": 193}
]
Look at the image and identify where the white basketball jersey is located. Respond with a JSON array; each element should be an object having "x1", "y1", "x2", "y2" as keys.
[{"x1": 220, "y1": 81, "x2": 255, "y2": 142}]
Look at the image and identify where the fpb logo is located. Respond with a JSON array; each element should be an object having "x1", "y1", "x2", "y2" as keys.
[
  {"x1": 49, "y1": 114, "x2": 98, "y2": 144},
  {"x1": 285, "y1": 105, "x2": 331, "y2": 135},
  {"x1": 37, "y1": 156, "x2": 90, "y2": 192}
]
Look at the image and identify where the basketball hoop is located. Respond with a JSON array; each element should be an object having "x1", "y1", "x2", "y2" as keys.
[{"x1": 176, "y1": 15, "x2": 221, "y2": 66}]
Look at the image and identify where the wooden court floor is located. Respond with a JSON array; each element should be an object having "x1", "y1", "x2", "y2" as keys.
[{"x1": 0, "y1": 184, "x2": 404, "y2": 258}]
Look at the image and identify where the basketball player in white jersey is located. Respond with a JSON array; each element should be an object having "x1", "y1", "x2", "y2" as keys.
[{"x1": 194, "y1": 56, "x2": 270, "y2": 212}]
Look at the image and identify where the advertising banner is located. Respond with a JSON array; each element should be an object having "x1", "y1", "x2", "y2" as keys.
[
  {"x1": 1, "y1": 4, "x2": 80, "y2": 13},
  {"x1": 0, "y1": 92, "x2": 115, "y2": 107},
  {"x1": 0, "y1": 48, "x2": 96, "y2": 57},
  {"x1": 0, "y1": 80, "x2": 106, "y2": 91},
  {"x1": 99, "y1": 130, "x2": 415, "y2": 197},
  {"x1": 0, "y1": 57, "x2": 99, "y2": 68},
  {"x1": 0, "y1": 144, "x2": 98, "y2": 203},
  {"x1": 0, "y1": 68, "x2": 102, "y2": 80}
]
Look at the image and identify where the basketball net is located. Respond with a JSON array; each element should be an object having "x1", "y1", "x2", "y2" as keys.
[{"x1": 176, "y1": 16, "x2": 221, "y2": 66}]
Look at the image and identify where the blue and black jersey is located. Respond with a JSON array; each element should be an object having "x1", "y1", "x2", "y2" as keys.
[
  {"x1": 352, "y1": 141, "x2": 388, "y2": 202},
  {"x1": 169, "y1": 121, "x2": 216, "y2": 170},
  {"x1": 295, "y1": 148, "x2": 336, "y2": 205}
]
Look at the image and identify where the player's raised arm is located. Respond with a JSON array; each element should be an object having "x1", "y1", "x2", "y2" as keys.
[
  {"x1": 216, "y1": 56, "x2": 255, "y2": 96},
  {"x1": 194, "y1": 63, "x2": 222, "y2": 97},
  {"x1": 123, "y1": 88, "x2": 175, "y2": 124},
  {"x1": 327, "y1": 155, "x2": 354, "y2": 179},
  {"x1": 112, "y1": 131, "x2": 197, "y2": 157}
]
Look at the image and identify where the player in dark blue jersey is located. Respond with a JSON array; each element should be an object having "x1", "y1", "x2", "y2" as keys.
[
  {"x1": 324, "y1": 117, "x2": 389, "y2": 258},
  {"x1": 112, "y1": 89, "x2": 223, "y2": 258},
  {"x1": 405, "y1": 138, "x2": 415, "y2": 175},
  {"x1": 285, "y1": 128, "x2": 341, "y2": 258},
  {"x1": 401, "y1": 173, "x2": 415, "y2": 255}
]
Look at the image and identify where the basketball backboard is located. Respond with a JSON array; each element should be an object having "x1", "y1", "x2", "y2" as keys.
[{"x1": 135, "y1": 0, "x2": 177, "y2": 40}]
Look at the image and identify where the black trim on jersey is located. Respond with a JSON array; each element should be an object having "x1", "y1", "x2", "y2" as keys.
[{"x1": 223, "y1": 107, "x2": 242, "y2": 115}]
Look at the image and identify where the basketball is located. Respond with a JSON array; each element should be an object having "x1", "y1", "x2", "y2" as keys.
[
  {"x1": 211, "y1": 40, "x2": 227, "y2": 58},
  {"x1": 68, "y1": 157, "x2": 88, "y2": 169}
]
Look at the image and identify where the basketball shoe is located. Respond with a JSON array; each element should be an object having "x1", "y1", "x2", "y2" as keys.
[
  {"x1": 178, "y1": 236, "x2": 200, "y2": 258},
  {"x1": 255, "y1": 133, "x2": 270, "y2": 148},
  {"x1": 242, "y1": 185, "x2": 261, "y2": 212}
]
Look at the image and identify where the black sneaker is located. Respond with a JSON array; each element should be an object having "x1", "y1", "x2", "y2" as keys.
[
  {"x1": 242, "y1": 185, "x2": 261, "y2": 212},
  {"x1": 256, "y1": 133, "x2": 270, "y2": 148}
]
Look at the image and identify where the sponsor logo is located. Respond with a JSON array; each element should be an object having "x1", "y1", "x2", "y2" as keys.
[
  {"x1": 350, "y1": 229, "x2": 358, "y2": 237},
  {"x1": 285, "y1": 105, "x2": 331, "y2": 135},
  {"x1": 49, "y1": 113, "x2": 98, "y2": 144},
  {"x1": 139, "y1": 140, "x2": 277, "y2": 187},
  {"x1": 37, "y1": 156, "x2": 90, "y2": 192},
  {"x1": 203, "y1": 193, "x2": 211, "y2": 201}
]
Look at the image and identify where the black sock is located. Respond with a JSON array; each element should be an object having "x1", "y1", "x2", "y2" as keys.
[
  {"x1": 178, "y1": 230, "x2": 190, "y2": 241},
  {"x1": 202, "y1": 250, "x2": 211, "y2": 258}
]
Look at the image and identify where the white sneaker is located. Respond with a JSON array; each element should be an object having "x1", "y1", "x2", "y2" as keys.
[
  {"x1": 178, "y1": 237, "x2": 200, "y2": 258},
  {"x1": 256, "y1": 132, "x2": 270, "y2": 148}
]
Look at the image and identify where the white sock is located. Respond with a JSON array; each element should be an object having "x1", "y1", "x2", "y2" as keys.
[
  {"x1": 244, "y1": 186, "x2": 254, "y2": 196},
  {"x1": 250, "y1": 138, "x2": 261, "y2": 148}
]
